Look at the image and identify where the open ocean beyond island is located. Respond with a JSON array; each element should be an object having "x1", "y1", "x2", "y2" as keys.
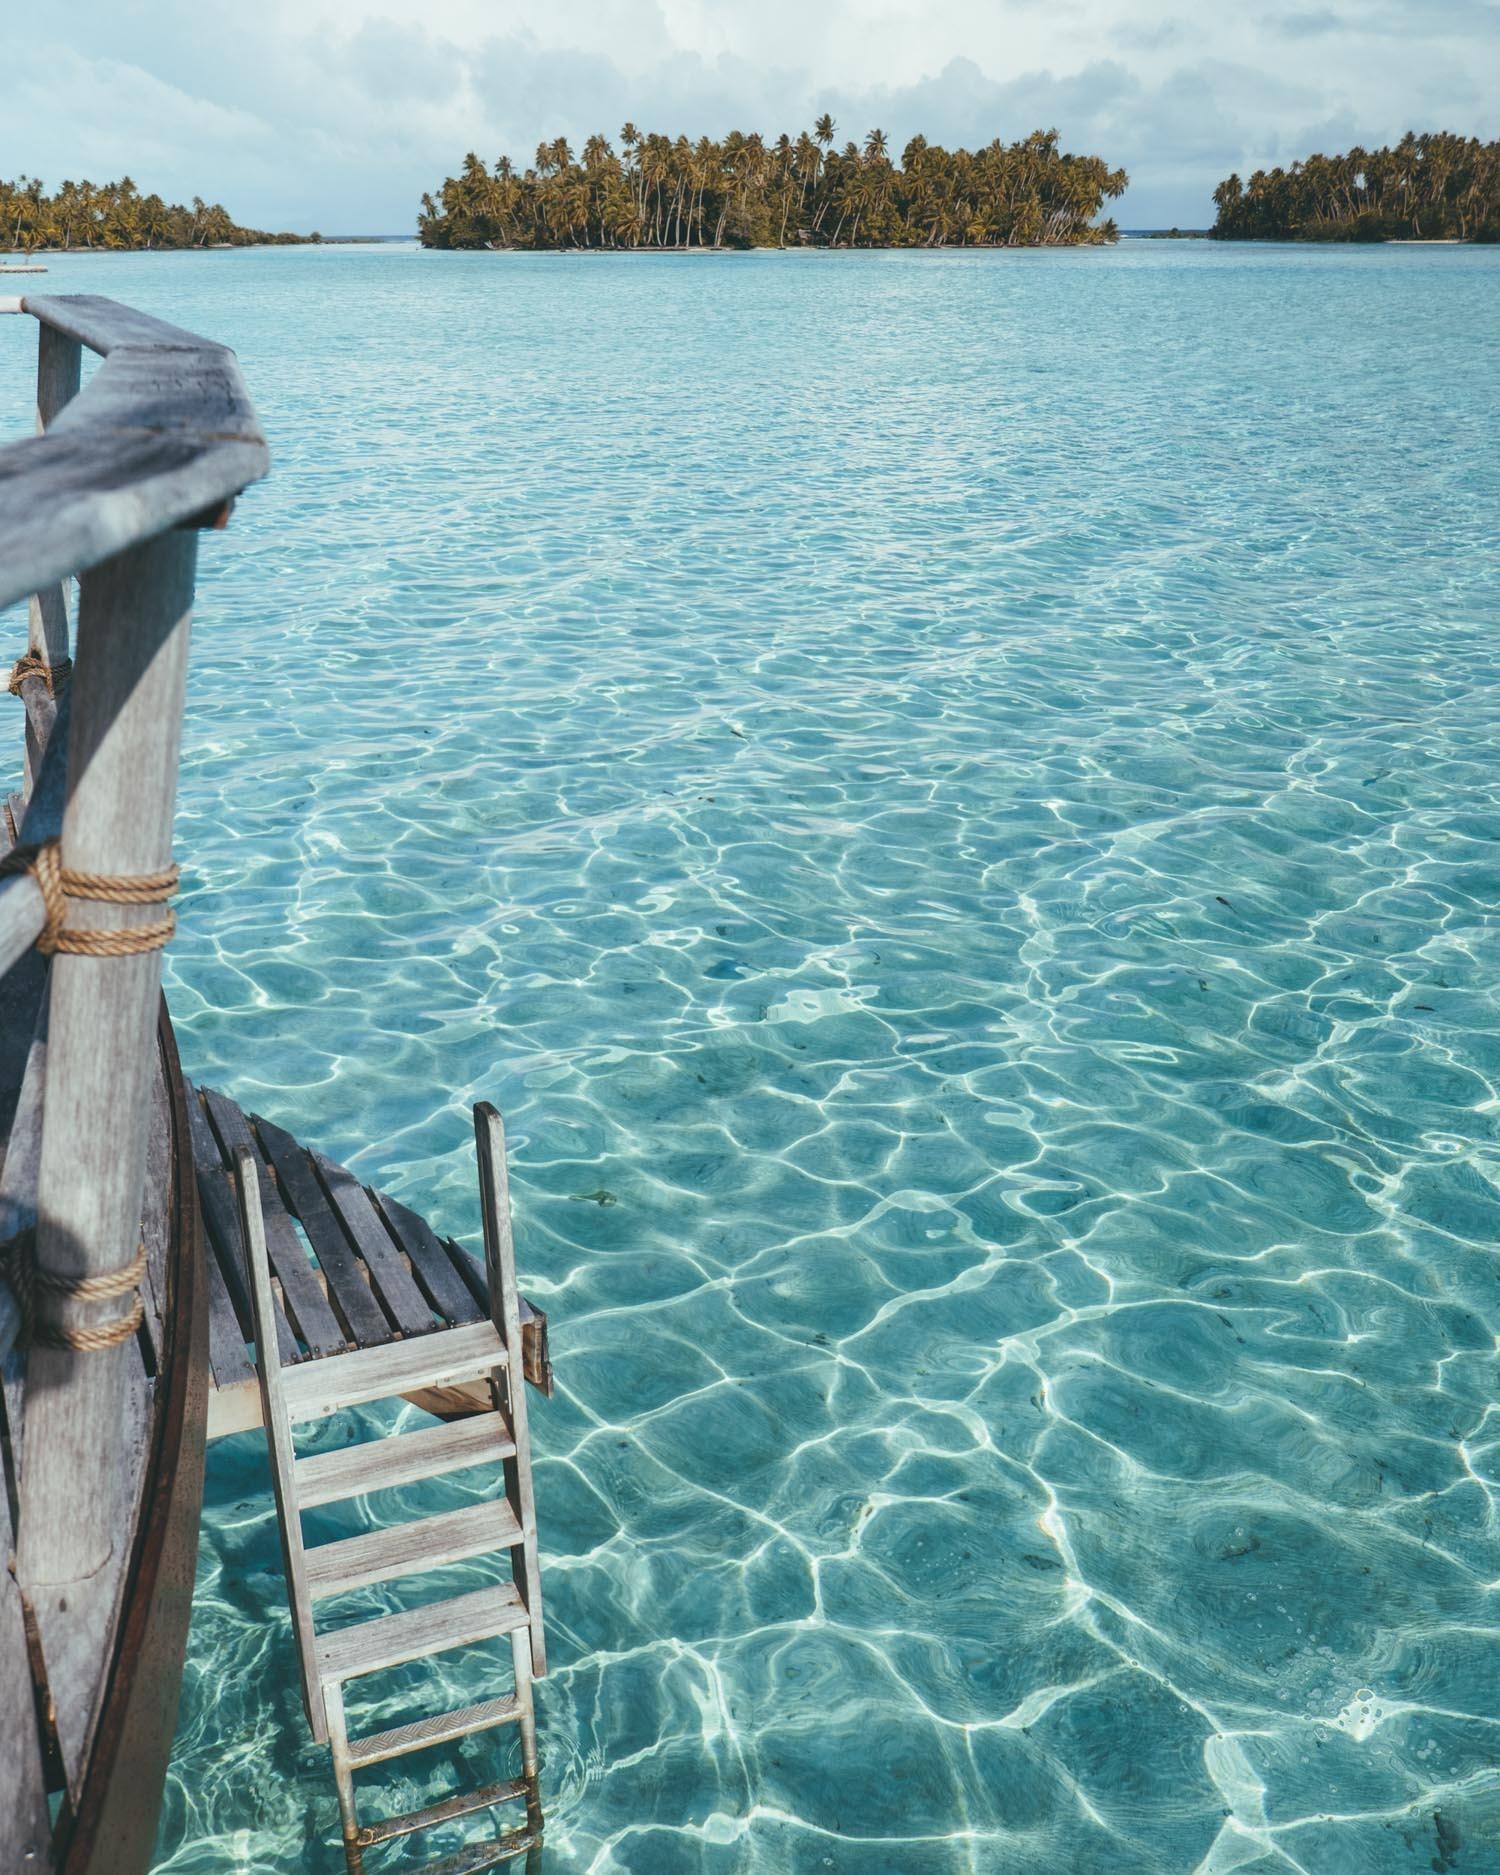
[{"x1": 4, "y1": 237, "x2": 1499, "y2": 1873}]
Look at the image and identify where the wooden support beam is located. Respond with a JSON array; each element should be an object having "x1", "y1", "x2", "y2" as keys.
[
  {"x1": 24, "y1": 324, "x2": 82, "y2": 796},
  {"x1": 16, "y1": 531, "x2": 198, "y2": 1746},
  {"x1": 475, "y1": 1103, "x2": 545, "y2": 1678}
]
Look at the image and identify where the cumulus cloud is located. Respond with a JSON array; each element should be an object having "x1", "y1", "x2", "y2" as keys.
[{"x1": 6, "y1": 0, "x2": 1499, "y2": 231}]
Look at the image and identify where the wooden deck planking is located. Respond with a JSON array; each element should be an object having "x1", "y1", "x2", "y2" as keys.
[
  {"x1": 199, "y1": 1090, "x2": 346, "y2": 1357},
  {"x1": 314, "y1": 1581, "x2": 527, "y2": 1683},
  {"x1": 189, "y1": 1085, "x2": 553, "y2": 1438},
  {"x1": 309, "y1": 1147, "x2": 436, "y2": 1337},
  {"x1": 373, "y1": 1189, "x2": 484, "y2": 1327},
  {"x1": 253, "y1": 1116, "x2": 390, "y2": 1347},
  {"x1": 139, "y1": 1063, "x2": 172, "y2": 1368},
  {"x1": 186, "y1": 1090, "x2": 298, "y2": 1366}
]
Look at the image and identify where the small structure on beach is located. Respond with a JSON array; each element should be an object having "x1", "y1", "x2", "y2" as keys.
[{"x1": 0, "y1": 294, "x2": 551, "y2": 1874}]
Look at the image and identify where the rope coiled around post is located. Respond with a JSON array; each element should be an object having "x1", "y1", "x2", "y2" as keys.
[
  {"x1": 8, "y1": 652, "x2": 72, "y2": 699},
  {"x1": 0, "y1": 840, "x2": 178, "y2": 955},
  {"x1": 6, "y1": 1231, "x2": 147, "y2": 1351}
]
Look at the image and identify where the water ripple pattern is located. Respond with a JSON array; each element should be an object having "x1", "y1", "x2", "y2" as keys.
[{"x1": 4, "y1": 240, "x2": 1500, "y2": 1874}]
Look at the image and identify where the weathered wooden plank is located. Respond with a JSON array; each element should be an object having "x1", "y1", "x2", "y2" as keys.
[
  {"x1": 372, "y1": 1189, "x2": 483, "y2": 1326},
  {"x1": 200, "y1": 1089, "x2": 345, "y2": 1357},
  {"x1": 475, "y1": 1104, "x2": 544, "y2": 1677},
  {"x1": 293, "y1": 1412, "x2": 515, "y2": 1509},
  {"x1": 23, "y1": 323, "x2": 80, "y2": 797},
  {"x1": 0, "y1": 299, "x2": 267, "y2": 614},
  {"x1": 0, "y1": 686, "x2": 73, "y2": 984},
  {"x1": 197, "y1": 1163, "x2": 298, "y2": 1365},
  {"x1": 138, "y1": 1055, "x2": 172, "y2": 1369},
  {"x1": 19, "y1": 528, "x2": 198, "y2": 1800},
  {"x1": 253, "y1": 1116, "x2": 389, "y2": 1347},
  {"x1": 343, "y1": 1692, "x2": 521, "y2": 1769},
  {"x1": 203, "y1": 1228, "x2": 254, "y2": 1391},
  {"x1": 24, "y1": 293, "x2": 227, "y2": 356},
  {"x1": 0, "y1": 1468, "x2": 52, "y2": 1872},
  {"x1": 280, "y1": 1319, "x2": 506, "y2": 1424},
  {"x1": 237, "y1": 1147, "x2": 325, "y2": 1742},
  {"x1": 185, "y1": 1086, "x2": 269, "y2": 1342},
  {"x1": 448, "y1": 1234, "x2": 553, "y2": 1396},
  {"x1": 311, "y1": 1150, "x2": 435, "y2": 1336},
  {"x1": 314, "y1": 1582, "x2": 526, "y2": 1684},
  {"x1": 303, "y1": 1497, "x2": 521, "y2": 1599}
]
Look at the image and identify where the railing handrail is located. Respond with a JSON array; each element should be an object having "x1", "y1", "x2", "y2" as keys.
[{"x1": 0, "y1": 293, "x2": 269, "y2": 612}]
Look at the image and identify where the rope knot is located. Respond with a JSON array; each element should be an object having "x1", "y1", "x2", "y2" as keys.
[
  {"x1": 0, "y1": 840, "x2": 179, "y2": 955},
  {"x1": 6, "y1": 1231, "x2": 147, "y2": 1351},
  {"x1": 9, "y1": 652, "x2": 72, "y2": 699}
]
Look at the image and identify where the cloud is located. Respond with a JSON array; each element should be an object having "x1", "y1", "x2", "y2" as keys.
[{"x1": 6, "y1": 2, "x2": 1499, "y2": 232}]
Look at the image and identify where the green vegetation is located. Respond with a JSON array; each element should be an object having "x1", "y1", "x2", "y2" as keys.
[
  {"x1": 420, "y1": 122, "x2": 1126, "y2": 249},
  {"x1": 1211, "y1": 133, "x2": 1500, "y2": 242},
  {"x1": 1, "y1": 176, "x2": 313, "y2": 251}
]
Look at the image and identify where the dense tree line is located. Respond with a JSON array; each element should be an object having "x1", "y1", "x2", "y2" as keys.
[
  {"x1": 1, "y1": 176, "x2": 312, "y2": 251},
  {"x1": 1211, "y1": 133, "x2": 1500, "y2": 242},
  {"x1": 420, "y1": 121, "x2": 1126, "y2": 249}
]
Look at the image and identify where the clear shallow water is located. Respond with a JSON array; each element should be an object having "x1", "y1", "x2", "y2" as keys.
[{"x1": 5, "y1": 238, "x2": 1500, "y2": 1873}]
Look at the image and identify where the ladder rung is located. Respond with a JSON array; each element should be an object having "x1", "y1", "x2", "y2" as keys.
[
  {"x1": 389, "y1": 1823, "x2": 540, "y2": 1875},
  {"x1": 295, "y1": 1413, "x2": 516, "y2": 1507},
  {"x1": 354, "y1": 1776, "x2": 530, "y2": 1847},
  {"x1": 345, "y1": 1693, "x2": 523, "y2": 1768},
  {"x1": 306, "y1": 1498, "x2": 523, "y2": 1599},
  {"x1": 281, "y1": 1320, "x2": 506, "y2": 1422},
  {"x1": 316, "y1": 1583, "x2": 528, "y2": 1683}
]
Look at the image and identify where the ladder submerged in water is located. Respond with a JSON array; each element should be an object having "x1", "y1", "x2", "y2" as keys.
[{"x1": 237, "y1": 1103, "x2": 547, "y2": 1875}]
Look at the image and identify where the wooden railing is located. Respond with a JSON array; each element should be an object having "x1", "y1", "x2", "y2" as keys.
[{"x1": 0, "y1": 295, "x2": 266, "y2": 1656}]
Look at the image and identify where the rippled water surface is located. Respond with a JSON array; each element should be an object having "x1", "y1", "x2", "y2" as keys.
[{"x1": 6, "y1": 239, "x2": 1500, "y2": 1873}]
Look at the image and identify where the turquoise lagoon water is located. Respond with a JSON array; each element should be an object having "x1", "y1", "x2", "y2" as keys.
[{"x1": 4, "y1": 239, "x2": 1500, "y2": 1873}]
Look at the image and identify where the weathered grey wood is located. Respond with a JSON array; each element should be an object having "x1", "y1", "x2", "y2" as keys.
[
  {"x1": 138, "y1": 1053, "x2": 172, "y2": 1367},
  {"x1": 0, "y1": 687, "x2": 73, "y2": 983},
  {"x1": 23, "y1": 323, "x2": 82, "y2": 793},
  {"x1": 475, "y1": 1103, "x2": 545, "y2": 1676},
  {"x1": 304, "y1": 1497, "x2": 522, "y2": 1599},
  {"x1": 26, "y1": 293, "x2": 222, "y2": 356},
  {"x1": 182, "y1": 1085, "x2": 270, "y2": 1344},
  {"x1": 18, "y1": 528, "x2": 196, "y2": 1591},
  {"x1": 198, "y1": 1163, "x2": 298, "y2": 1364},
  {"x1": 238, "y1": 1145, "x2": 326, "y2": 1741},
  {"x1": 448, "y1": 1231, "x2": 553, "y2": 1395},
  {"x1": 280, "y1": 1318, "x2": 506, "y2": 1423},
  {"x1": 314, "y1": 1581, "x2": 527, "y2": 1684},
  {"x1": 203, "y1": 1226, "x2": 255, "y2": 1390},
  {"x1": 294, "y1": 1412, "x2": 515, "y2": 1509},
  {"x1": 199, "y1": 1089, "x2": 345, "y2": 1356},
  {"x1": 343, "y1": 1692, "x2": 522, "y2": 1769},
  {"x1": 0, "y1": 1474, "x2": 52, "y2": 1873},
  {"x1": 373, "y1": 1189, "x2": 483, "y2": 1326},
  {"x1": 0, "y1": 297, "x2": 267, "y2": 614},
  {"x1": 311, "y1": 1148, "x2": 435, "y2": 1335},
  {"x1": 0, "y1": 975, "x2": 49, "y2": 1383},
  {"x1": 254, "y1": 1116, "x2": 390, "y2": 1346},
  {"x1": 0, "y1": 423, "x2": 266, "y2": 615}
]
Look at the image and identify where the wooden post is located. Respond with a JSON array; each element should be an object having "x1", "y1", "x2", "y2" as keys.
[
  {"x1": 475, "y1": 1102, "x2": 545, "y2": 1676},
  {"x1": 23, "y1": 325, "x2": 82, "y2": 793},
  {"x1": 236, "y1": 1146, "x2": 325, "y2": 1742},
  {"x1": 17, "y1": 528, "x2": 197, "y2": 1595}
]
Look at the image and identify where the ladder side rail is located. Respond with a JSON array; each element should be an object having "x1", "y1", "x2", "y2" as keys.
[
  {"x1": 474, "y1": 1102, "x2": 545, "y2": 1677},
  {"x1": 236, "y1": 1144, "x2": 327, "y2": 1741}
]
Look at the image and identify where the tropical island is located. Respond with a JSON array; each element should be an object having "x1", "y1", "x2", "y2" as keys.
[
  {"x1": 1210, "y1": 132, "x2": 1499, "y2": 241},
  {"x1": 1, "y1": 175, "x2": 313, "y2": 251},
  {"x1": 419, "y1": 121, "x2": 1127, "y2": 250}
]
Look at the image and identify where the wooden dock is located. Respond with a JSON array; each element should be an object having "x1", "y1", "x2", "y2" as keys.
[
  {"x1": 0, "y1": 291, "x2": 553, "y2": 1874},
  {"x1": 186, "y1": 1083, "x2": 552, "y2": 1440}
]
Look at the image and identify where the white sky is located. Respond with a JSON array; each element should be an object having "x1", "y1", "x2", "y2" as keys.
[{"x1": 9, "y1": 1, "x2": 1499, "y2": 232}]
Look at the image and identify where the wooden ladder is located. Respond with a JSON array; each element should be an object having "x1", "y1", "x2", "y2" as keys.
[{"x1": 238, "y1": 1104, "x2": 546, "y2": 1875}]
